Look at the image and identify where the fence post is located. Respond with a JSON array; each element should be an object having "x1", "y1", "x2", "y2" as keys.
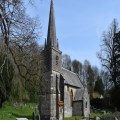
[
  {"x1": 32, "y1": 112, "x2": 35, "y2": 120},
  {"x1": 94, "y1": 116, "x2": 96, "y2": 120}
]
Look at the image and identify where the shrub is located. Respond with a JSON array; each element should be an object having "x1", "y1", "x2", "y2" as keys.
[
  {"x1": 100, "y1": 112, "x2": 120, "y2": 120},
  {"x1": 113, "y1": 112, "x2": 120, "y2": 119},
  {"x1": 110, "y1": 88, "x2": 120, "y2": 110},
  {"x1": 91, "y1": 98, "x2": 104, "y2": 109},
  {"x1": 100, "y1": 113, "x2": 114, "y2": 120}
]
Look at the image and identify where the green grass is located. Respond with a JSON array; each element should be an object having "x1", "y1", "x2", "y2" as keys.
[
  {"x1": 91, "y1": 111, "x2": 102, "y2": 117},
  {"x1": 1, "y1": 101, "x2": 111, "y2": 120},
  {"x1": 0, "y1": 101, "x2": 37, "y2": 120},
  {"x1": 64, "y1": 115, "x2": 83, "y2": 120},
  {"x1": 0, "y1": 101, "x2": 83, "y2": 120}
]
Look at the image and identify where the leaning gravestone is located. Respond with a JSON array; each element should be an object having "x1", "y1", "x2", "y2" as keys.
[
  {"x1": 115, "y1": 117, "x2": 118, "y2": 120},
  {"x1": 96, "y1": 117, "x2": 100, "y2": 120},
  {"x1": 16, "y1": 118, "x2": 28, "y2": 120}
]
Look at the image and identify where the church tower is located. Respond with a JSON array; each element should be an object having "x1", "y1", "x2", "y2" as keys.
[
  {"x1": 39, "y1": 0, "x2": 64, "y2": 120},
  {"x1": 45, "y1": 0, "x2": 62, "y2": 72}
]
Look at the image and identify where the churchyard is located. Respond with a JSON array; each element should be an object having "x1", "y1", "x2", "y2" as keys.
[
  {"x1": 1, "y1": 101, "x2": 120, "y2": 120},
  {"x1": 0, "y1": 0, "x2": 120, "y2": 120},
  {"x1": 0, "y1": 101, "x2": 36, "y2": 120},
  {"x1": 0, "y1": 101, "x2": 93, "y2": 120}
]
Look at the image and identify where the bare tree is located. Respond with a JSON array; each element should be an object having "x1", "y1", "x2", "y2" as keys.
[
  {"x1": 83, "y1": 60, "x2": 90, "y2": 83},
  {"x1": 92, "y1": 66, "x2": 99, "y2": 82},
  {"x1": 0, "y1": 0, "x2": 42, "y2": 103},
  {"x1": 98, "y1": 19, "x2": 119, "y2": 88},
  {"x1": 62, "y1": 54, "x2": 72, "y2": 70},
  {"x1": 0, "y1": 44, "x2": 14, "y2": 107},
  {"x1": 72, "y1": 59, "x2": 82, "y2": 76},
  {"x1": 100, "y1": 70, "x2": 112, "y2": 91}
]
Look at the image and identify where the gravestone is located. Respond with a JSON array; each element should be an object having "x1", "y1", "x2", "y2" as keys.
[{"x1": 16, "y1": 118, "x2": 28, "y2": 120}]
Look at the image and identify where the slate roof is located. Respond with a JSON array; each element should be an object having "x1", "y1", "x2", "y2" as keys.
[
  {"x1": 73, "y1": 89, "x2": 84, "y2": 101},
  {"x1": 61, "y1": 67, "x2": 84, "y2": 88}
]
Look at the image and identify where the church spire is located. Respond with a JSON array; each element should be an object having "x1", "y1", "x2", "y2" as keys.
[{"x1": 47, "y1": 0, "x2": 57, "y2": 49}]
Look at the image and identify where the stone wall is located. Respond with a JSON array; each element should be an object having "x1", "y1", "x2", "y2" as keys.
[
  {"x1": 64, "y1": 85, "x2": 77, "y2": 117},
  {"x1": 83, "y1": 88, "x2": 90, "y2": 117},
  {"x1": 51, "y1": 48, "x2": 62, "y2": 72},
  {"x1": 73, "y1": 101, "x2": 83, "y2": 116},
  {"x1": 64, "y1": 85, "x2": 90, "y2": 118},
  {"x1": 39, "y1": 70, "x2": 64, "y2": 120}
]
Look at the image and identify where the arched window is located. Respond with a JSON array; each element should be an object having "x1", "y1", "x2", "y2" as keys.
[
  {"x1": 67, "y1": 86, "x2": 69, "y2": 91},
  {"x1": 70, "y1": 90, "x2": 73, "y2": 107},
  {"x1": 86, "y1": 102, "x2": 87, "y2": 108}
]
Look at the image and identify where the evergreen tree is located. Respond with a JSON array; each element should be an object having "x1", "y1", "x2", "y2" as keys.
[
  {"x1": 114, "y1": 32, "x2": 120, "y2": 86},
  {"x1": 98, "y1": 19, "x2": 120, "y2": 88},
  {"x1": 94, "y1": 76, "x2": 104, "y2": 95}
]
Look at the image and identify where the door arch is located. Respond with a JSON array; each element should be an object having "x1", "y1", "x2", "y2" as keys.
[{"x1": 70, "y1": 89, "x2": 73, "y2": 107}]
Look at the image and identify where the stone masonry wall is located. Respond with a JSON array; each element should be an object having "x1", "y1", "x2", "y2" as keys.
[{"x1": 73, "y1": 101, "x2": 83, "y2": 116}]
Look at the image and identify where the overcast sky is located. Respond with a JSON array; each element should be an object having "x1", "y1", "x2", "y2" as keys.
[{"x1": 25, "y1": 0, "x2": 120, "y2": 68}]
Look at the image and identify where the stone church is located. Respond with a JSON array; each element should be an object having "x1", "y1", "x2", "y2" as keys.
[{"x1": 39, "y1": 0, "x2": 90, "y2": 120}]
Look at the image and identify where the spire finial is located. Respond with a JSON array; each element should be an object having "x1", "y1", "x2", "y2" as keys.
[{"x1": 47, "y1": 0, "x2": 57, "y2": 49}]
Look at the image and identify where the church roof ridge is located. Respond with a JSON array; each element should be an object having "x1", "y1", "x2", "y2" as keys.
[
  {"x1": 61, "y1": 68, "x2": 86, "y2": 89},
  {"x1": 62, "y1": 67, "x2": 77, "y2": 75},
  {"x1": 61, "y1": 67, "x2": 84, "y2": 88}
]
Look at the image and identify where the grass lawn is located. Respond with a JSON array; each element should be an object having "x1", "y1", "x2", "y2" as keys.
[
  {"x1": 90, "y1": 111, "x2": 102, "y2": 117},
  {"x1": 1, "y1": 101, "x2": 110, "y2": 120},
  {"x1": 0, "y1": 101, "x2": 37, "y2": 120},
  {"x1": 0, "y1": 101, "x2": 83, "y2": 120},
  {"x1": 64, "y1": 116, "x2": 83, "y2": 120}
]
